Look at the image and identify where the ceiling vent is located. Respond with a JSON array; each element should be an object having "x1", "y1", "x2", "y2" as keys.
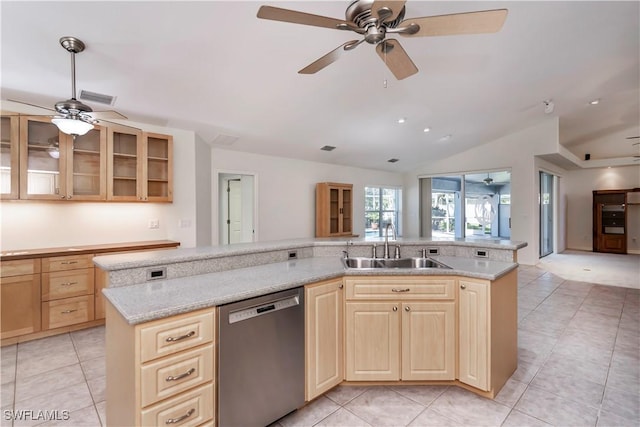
[
  {"x1": 320, "y1": 145, "x2": 336, "y2": 151},
  {"x1": 211, "y1": 134, "x2": 239, "y2": 146},
  {"x1": 79, "y1": 89, "x2": 116, "y2": 106},
  {"x1": 387, "y1": 158, "x2": 399, "y2": 163}
]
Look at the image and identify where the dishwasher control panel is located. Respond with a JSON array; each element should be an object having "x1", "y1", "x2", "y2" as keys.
[{"x1": 228, "y1": 295, "x2": 300, "y2": 324}]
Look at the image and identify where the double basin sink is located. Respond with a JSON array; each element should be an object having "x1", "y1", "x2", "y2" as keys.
[{"x1": 342, "y1": 256, "x2": 451, "y2": 270}]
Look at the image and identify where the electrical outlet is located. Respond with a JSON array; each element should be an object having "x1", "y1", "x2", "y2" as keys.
[{"x1": 148, "y1": 219, "x2": 160, "y2": 229}]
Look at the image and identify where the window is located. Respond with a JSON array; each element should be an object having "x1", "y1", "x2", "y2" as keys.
[{"x1": 365, "y1": 186, "x2": 402, "y2": 238}]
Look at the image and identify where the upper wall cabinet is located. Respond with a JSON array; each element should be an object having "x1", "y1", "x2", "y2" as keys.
[
  {"x1": 0, "y1": 114, "x2": 20, "y2": 199},
  {"x1": 145, "y1": 132, "x2": 173, "y2": 202},
  {"x1": 107, "y1": 125, "x2": 143, "y2": 201},
  {"x1": 3, "y1": 113, "x2": 172, "y2": 203},
  {"x1": 19, "y1": 116, "x2": 108, "y2": 201},
  {"x1": 107, "y1": 126, "x2": 173, "y2": 202}
]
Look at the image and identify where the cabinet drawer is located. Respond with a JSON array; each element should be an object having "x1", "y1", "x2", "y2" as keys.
[
  {"x1": 42, "y1": 269, "x2": 94, "y2": 301},
  {"x1": 0, "y1": 258, "x2": 40, "y2": 277},
  {"x1": 140, "y1": 383, "x2": 214, "y2": 426},
  {"x1": 140, "y1": 309, "x2": 215, "y2": 363},
  {"x1": 346, "y1": 278, "x2": 455, "y2": 300},
  {"x1": 42, "y1": 254, "x2": 94, "y2": 272},
  {"x1": 140, "y1": 345, "x2": 214, "y2": 407},
  {"x1": 42, "y1": 295, "x2": 94, "y2": 330}
]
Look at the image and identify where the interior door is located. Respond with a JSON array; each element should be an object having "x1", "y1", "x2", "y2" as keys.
[{"x1": 228, "y1": 179, "x2": 242, "y2": 244}]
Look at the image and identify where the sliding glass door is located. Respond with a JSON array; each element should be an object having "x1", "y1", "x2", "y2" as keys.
[{"x1": 540, "y1": 171, "x2": 554, "y2": 257}]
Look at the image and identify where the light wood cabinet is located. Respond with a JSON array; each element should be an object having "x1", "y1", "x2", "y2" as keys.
[
  {"x1": 316, "y1": 182, "x2": 355, "y2": 237},
  {"x1": 19, "y1": 116, "x2": 107, "y2": 201},
  {"x1": 345, "y1": 277, "x2": 456, "y2": 382},
  {"x1": 458, "y1": 271, "x2": 517, "y2": 395},
  {"x1": 145, "y1": 132, "x2": 173, "y2": 202},
  {"x1": 40, "y1": 254, "x2": 95, "y2": 330},
  {"x1": 305, "y1": 279, "x2": 344, "y2": 400},
  {"x1": 0, "y1": 114, "x2": 20, "y2": 199},
  {"x1": 106, "y1": 304, "x2": 216, "y2": 427},
  {"x1": 107, "y1": 127, "x2": 173, "y2": 202},
  {"x1": 0, "y1": 259, "x2": 41, "y2": 339},
  {"x1": 107, "y1": 124, "x2": 143, "y2": 201}
]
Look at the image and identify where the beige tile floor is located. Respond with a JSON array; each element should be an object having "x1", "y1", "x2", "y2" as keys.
[{"x1": 1, "y1": 263, "x2": 638, "y2": 426}]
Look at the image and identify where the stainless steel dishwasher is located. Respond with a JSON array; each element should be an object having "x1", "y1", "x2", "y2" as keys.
[{"x1": 218, "y1": 287, "x2": 305, "y2": 427}]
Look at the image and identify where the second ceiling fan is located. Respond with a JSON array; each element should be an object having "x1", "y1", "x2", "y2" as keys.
[{"x1": 257, "y1": 0, "x2": 508, "y2": 80}]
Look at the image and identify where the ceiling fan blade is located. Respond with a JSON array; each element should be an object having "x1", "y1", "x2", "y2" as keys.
[
  {"x1": 89, "y1": 110, "x2": 128, "y2": 120},
  {"x1": 376, "y1": 39, "x2": 418, "y2": 80},
  {"x1": 7, "y1": 99, "x2": 55, "y2": 115},
  {"x1": 257, "y1": 5, "x2": 349, "y2": 30},
  {"x1": 399, "y1": 9, "x2": 508, "y2": 37},
  {"x1": 371, "y1": 1, "x2": 407, "y2": 23},
  {"x1": 298, "y1": 40, "x2": 361, "y2": 75}
]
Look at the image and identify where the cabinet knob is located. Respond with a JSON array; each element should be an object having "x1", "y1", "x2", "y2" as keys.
[
  {"x1": 405, "y1": 306, "x2": 411, "y2": 312},
  {"x1": 338, "y1": 284, "x2": 344, "y2": 289},
  {"x1": 60, "y1": 195, "x2": 66, "y2": 199},
  {"x1": 393, "y1": 306, "x2": 398, "y2": 312},
  {"x1": 460, "y1": 284, "x2": 466, "y2": 290}
]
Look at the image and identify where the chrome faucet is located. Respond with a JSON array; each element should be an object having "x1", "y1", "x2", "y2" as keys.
[{"x1": 383, "y1": 222, "x2": 396, "y2": 259}]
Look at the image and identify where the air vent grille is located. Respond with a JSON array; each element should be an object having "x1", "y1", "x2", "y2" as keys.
[
  {"x1": 320, "y1": 145, "x2": 336, "y2": 151},
  {"x1": 387, "y1": 158, "x2": 399, "y2": 163},
  {"x1": 79, "y1": 90, "x2": 116, "y2": 106},
  {"x1": 211, "y1": 134, "x2": 239, "y2": 146}
]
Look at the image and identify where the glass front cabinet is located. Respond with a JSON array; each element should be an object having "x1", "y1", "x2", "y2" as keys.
[
  {"x1": 19, "y1": 116, "x2": 107, "y2": 201},
  {"x1": 0, "y1": 115, "x2": 20, "y2": 199}
]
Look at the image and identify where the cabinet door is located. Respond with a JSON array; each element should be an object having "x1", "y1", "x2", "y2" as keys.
[
  {"x1": 401, "y1": 302, "x2": 455, "y2": 381},
  {"x1": 0, "y1": 114, "x2": 20, "y2": 199},
  {"x1": 108, "y1": 125, "x2": 143, "y2": 201},
  {"x1": 458, "y1": 280, "x2": 489, "y2": 391},
  {"x1": 19, "y1": 116, "x2": 69, "y2": 200},
  {"x1": 345, "y1": 302, "x2": 400, "y2": 381},
  {"x1": 340, "y1": 186, "x2": 352, "y2": 235},
  {"x1": 305, "y1": 279, "x2": 344, "y2": 401},
  {"x1": 1, "y1": 274, "x2": 41, "y2": 339},
  {"x1": 144, "y1": 132, "x2": 173, "y2": 202},
  {"x1": 66, "y1": 124, "x2": 107, "y2": 200}
]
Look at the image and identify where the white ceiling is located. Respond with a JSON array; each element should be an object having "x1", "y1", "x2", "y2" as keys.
[{"x1": 2, "y1": 1, "x2": 639, "y2": 172}]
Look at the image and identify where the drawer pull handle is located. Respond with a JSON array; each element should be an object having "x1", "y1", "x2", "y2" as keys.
[
  {"x1": 61, "y1": 281, "x2": 78, "y2": 287},
  {"x1": 165, "y1": 330, "x2": 196, "y2": 342},
  {"x1": 166, "y1": 368, "x2": 196, "y2": 382},
  {"x1": 392, "y1": 288, "x2": 410, "y2": 293},
  {"x1": 165, "y1": 408, "x2": 195, "y2": 424},
  {"x1": 61, "y1": 309, "x2": 77, "y2": 314},
  {"x1": 61, "y1": 261, "x2": 78, "y2": 265}
]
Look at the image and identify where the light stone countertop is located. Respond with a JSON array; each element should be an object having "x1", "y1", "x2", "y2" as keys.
[
  {"x1": 103, "y1": 255, "x2": 517, "y2": 325},
  {"x1": 93, "y1": 237, "x2": 526, "y2": 271}
]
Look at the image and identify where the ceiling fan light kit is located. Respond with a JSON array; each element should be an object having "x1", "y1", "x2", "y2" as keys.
[{"x1": 257, "y1": 0, "x2": 508, "y2": 80}]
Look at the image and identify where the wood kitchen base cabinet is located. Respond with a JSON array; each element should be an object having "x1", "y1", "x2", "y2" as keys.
[
  {"x1": 345, "y1": 277, "x2": 456, "y2": 382},
  {"x1": 0, "y1": 259, "x2": 41, "y2": 339},
  {"x1": 341, "y1": 272, "x2": 517, "y2": 398},
  {"x1": 106, "y1": 303, "x2": 216, "y2": 427},
  {"x1": 305, "y1": 279, "x2": 344, "y2": 401},
  {"x1": 458, "y1": 270, "x2": 518, "y2": 396}
]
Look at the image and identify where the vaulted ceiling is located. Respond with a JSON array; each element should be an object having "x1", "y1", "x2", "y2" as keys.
[{"x1": 2, "y1": 1, "x2": 638, "y2": 172}]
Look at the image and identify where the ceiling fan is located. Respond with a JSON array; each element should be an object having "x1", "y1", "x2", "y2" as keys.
[
  {"x1": 257, "y1": 0, "x2": 508, "y2": 80},
  {"x1": 9, "y1": 36, "x2": 128, "y2": 136}
]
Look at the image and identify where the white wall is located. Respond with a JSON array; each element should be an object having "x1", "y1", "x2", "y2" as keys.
[
  {"x1": 0, "y1": 119, "x2": 198, "y2": 251},
  {"x1": 563, "y1": 165, "x2": 640, "y2": 253},
  {"x1": 211, "y1": 149, "x2": 404, "y2": 243},
  {"x1": 404, "y1": 119, "x2": 562, "y2": 266}
]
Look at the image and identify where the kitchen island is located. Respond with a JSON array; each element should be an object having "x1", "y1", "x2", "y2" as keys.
[{"x1": 96, "y1": 238, "x2": 525, "y2": 427}]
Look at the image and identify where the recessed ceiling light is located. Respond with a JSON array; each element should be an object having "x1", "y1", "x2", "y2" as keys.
[
  {"x1": 439, "y1": 134, "x2": 452, "y2": 141},
  {"x1": 387, "y1": 158, "x2": 399, "y2": 163},
  {"x1": 320, "y1": 145, "x2": 336, "y2": 151},
  {"x1": 589, "y1": 99, "x2": 600, "y2": 105},
  {"x1": 397, "y1": 118, "x2": 406, "y2": 124},
  {"x1": 423, "y1": 127, "x2": 431, "y2": 133}
]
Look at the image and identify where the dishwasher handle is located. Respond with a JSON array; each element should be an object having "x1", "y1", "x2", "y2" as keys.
[{"x1": 228, "y1": 294, "x2": 300, "y2": 324}]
